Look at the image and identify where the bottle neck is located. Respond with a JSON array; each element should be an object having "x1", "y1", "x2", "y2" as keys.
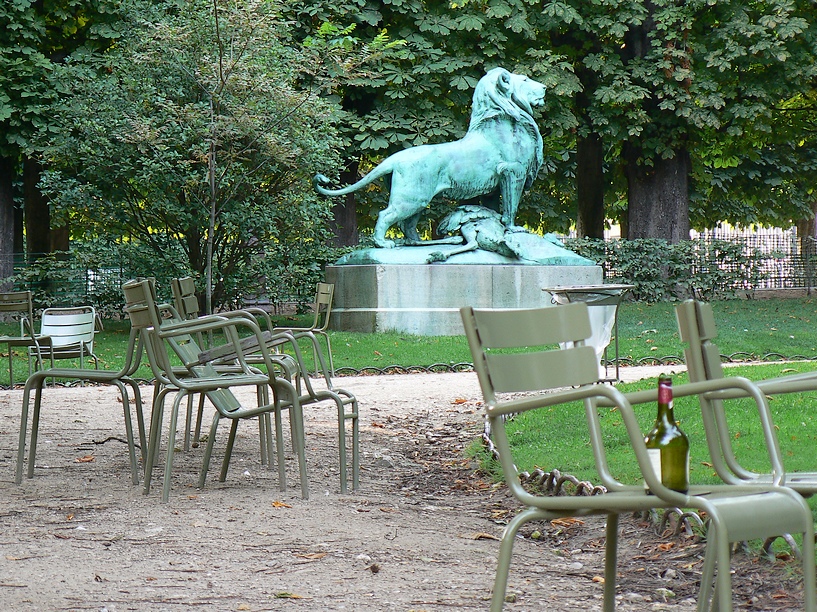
[{"x1": 657, "y1": 380, "x2": 675, "y2": 423}]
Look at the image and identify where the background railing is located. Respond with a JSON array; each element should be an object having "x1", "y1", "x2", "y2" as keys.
[{"x1": 691, "y1": 227, "x2": 817, "y2": 290}]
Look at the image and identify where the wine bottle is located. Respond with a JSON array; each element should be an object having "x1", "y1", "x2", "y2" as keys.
[{"x1": 644, "y1": 375, "x2": 689, "y2": 493}]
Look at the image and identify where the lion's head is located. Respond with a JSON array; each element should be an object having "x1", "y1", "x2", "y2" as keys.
[{"x1": 469, "y1": 67, "x2": 546, "y2": 129}]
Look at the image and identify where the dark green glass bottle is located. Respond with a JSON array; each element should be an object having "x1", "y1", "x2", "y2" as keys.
[{"x1": 644, "y1": 375, "x2": 689, "y2": 493}]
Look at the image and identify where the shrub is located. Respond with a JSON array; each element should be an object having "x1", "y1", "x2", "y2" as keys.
[{"x1": 565, "y1": 237, "x2": 772, "y2": 302}]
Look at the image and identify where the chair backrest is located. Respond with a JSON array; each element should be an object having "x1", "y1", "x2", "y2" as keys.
[
  {"x1": 311, "y1": 282, "x2": 334, "y2": 332},
  {"x1": 461, "y1": 302, "x2": 599, "y2": 405},
  {"x1": 171, "y1": 276, "x2": 200, "y2": 320},
  {"x1": 39, "y1": 306, "x2": 97, "y2": 349},
  {"x1": 0, "y1": 290, "x2": 35, "y2": 336},
  {"x1": 675, "y1": 299, "x2": 725, "y2": 383},
  {"x1": 674, "y1": 299, "x2": 775, "y2": 486},
  {"x1": 122, "y1": 278, "x2": 242, "y2": 413}
]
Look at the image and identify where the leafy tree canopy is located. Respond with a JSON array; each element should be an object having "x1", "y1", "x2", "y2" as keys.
[
  {"x1": 38, "y1": 0, "x2": 390, "y2": 308},
  {"x1": 287, "y1": 0, "x2": 817, "y2": 236}
]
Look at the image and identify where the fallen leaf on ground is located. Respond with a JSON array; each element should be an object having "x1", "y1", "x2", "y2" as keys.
[
  {"x1": 295, "y1": 552, "x2": 326, "y2": 560},
  {"x1": 272, "y1": 501, "x2": 291, "y2": 508},
  {"x1": 76, "y1": 455, "x2": 95, "y2": 463},
  {"x1": 551, "y1": 517, "x2": 584, "y2": 528},
  {"x1": 467, "y1": 532, "x2": 501, "y2": 541},
  {"x1": 274, "y1": 592, "x2": 303, "y2": 599}
]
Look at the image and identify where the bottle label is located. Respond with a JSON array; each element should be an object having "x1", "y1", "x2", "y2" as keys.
[
  {"x1": 645, "y1": 448, "x2": 662, "y2": 491},
  {"x1": 644, "y1": 447, "x2": 690, "y2": 493}
]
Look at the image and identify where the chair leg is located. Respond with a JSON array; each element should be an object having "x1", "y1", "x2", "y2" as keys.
[
  {"x1": 16, "y1": 375, "x2": 43, "y2": 483},
  {"x1": 490, "y1": 506, "x2": 553, "y2": 612},
  {"x1": 193, "y1": 394, "x2": 206, "y2": 446},
  {"x1": 264, "y1": 415, "x2": 274, "y2": 466},
  {"x1": 697, "y1": 531, "x2": 717, "y2": 611},
  {"x1": 289, "y1": 402, "x2": 309, "y2": 499},
  {"x1": 144, "y1": 385, "x2": 171, "y2": 495},
  {"x1": 199, "y1": 411, "x2": 221, "y2": 489},
  {"x1": 27, "y1": 380, "x2": 46, "y2": 480},
  {"x1": 256, "y1": 386, "x2": 269, "y2": 466},
  {"x1": 183, "y1": 393, "x2": 194, "y2": 451},
  {"x1": 275, "y1": 407, "x2": 286, "y2": 491},
  {"x1": 218, "y1": 418, "x2": 240, "y2": 482},
  {"x1": 714, "y1": 526, "x2": 733, "y2": 612},
  {"x1": 696, "y1": 518, "x2": 733, "y2": 612},
  {"x1": 113, "y1": 380, "x2": 139, "y2": 485},
  {"x1": 334, "y1": 398, "x2": 348, "y2": 494},
  {"x1": 258, "y1": 415, "x2": 268, "y2": 466},
  {"x1": 161, "y1": 393, "x2": 183, "y2": 502},
  {"x1": 126, "y1": 379, "x2": 147, "y2": 462},
  {"x1": 350, "y1": 398, "x2": 360, "y2": 491},
  {"x1": 603, "y1": 513, "x2": 619, "y2": 612}
]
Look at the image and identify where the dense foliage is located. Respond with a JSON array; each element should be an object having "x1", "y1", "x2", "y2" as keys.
[
  {"x1": 4, "y1": 1, "x2": 817, "y2": 308},
  {"x1": 34, "y1": 0, "x2": 389, "y2": 309},
  {"x1": 285, "y1": 0, "x2": 817, "y2": 241},
  {"x1": 566, "y1": 237, "x2": 772, "y2": 302}
]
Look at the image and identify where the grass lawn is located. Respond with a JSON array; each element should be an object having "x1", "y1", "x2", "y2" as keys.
[{"x1": 1, "y1": 296, "x2": 817, "y2": 386}]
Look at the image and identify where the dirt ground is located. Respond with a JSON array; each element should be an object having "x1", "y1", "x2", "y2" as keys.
[{"x1": 0, "y1": 368, "x2": 809, "y2": 611}]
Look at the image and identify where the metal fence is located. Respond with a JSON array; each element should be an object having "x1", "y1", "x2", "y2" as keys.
[{"x1": 691, "y1": 227, "x2": 817, "y2": 290}]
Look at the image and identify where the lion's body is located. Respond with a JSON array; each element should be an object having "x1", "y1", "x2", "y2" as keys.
[{"x1": 314, "y1": 67, "x2": 545, "y2": 248}]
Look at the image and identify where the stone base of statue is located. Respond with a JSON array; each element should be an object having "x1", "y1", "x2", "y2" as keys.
[{"x1": 326, "y1": 245, "x2": 602, "y2": 336}]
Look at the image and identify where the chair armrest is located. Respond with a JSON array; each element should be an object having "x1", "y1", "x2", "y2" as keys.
[
  {"x1": 159, "y1": 314, "x2": 298, "y2": 372},
  {"x1": 598, "y1": 375, "x2": 786, "y2": 487},
  {"x1": 198, "y1": 329, "x2": 290, "y2": 363},
  {"x1": 488, "y1": 382, "x2": 693, "y2": 508}
]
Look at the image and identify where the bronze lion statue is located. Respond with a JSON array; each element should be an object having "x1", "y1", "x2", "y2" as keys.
[{"x1": 314, "y1": 67, "x2": 545, "y2": 248}]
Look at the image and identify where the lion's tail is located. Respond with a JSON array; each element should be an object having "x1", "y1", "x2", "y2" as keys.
[{"x1": 313, "y1": 160, "x2": 394, "y2": 197}]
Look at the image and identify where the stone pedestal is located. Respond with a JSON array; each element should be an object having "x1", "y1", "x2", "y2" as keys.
[{"x1": 326, "y1": 263, "x2": 603, "y2": 336}]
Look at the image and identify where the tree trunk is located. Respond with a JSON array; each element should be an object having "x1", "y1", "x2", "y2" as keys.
[
  {"x1": 576, "y1": 132, "x2": 605, "y2": 239},
  {"x1": 23, "y1": 156, "x2": 51, "y2": 259},
  {"x1": 50, "y1": 226, "x2": 69, "y2": 251},
  {"x1": 796, "y1": 199, "x2": 817, "y2": 252},
  {"x1": 329, "y1": 159, "x2": 360, "y2": 247},
  {"x1": 625, "y1": 145, "x2": 690, "y2": 243},
  {"x1": 0, "y1": 155, "x2": 15, "y2": 288}
]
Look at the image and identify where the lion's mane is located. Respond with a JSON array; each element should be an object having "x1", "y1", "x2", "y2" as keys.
[{"x1": 467, "y1": 67, "x2": 544, "y2": 189}]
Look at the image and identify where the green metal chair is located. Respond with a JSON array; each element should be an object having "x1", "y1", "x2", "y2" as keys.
[
  {"x1": 124, "y1": 278, "x2": 305, "y2": 502},
  {"x1": 0, "y1": 290, "x2": 48, "y2": 386},
  {"x1": 171, "y1": 276, "x2": 358, "y2": 492},
  {"x1": 29, "y1": 305, "x2": 102, "y2": 373},
  {"x1": 274, "y1": 282, "x2": 336, "y2": 377},
  {"x1": 15, "y1": 326, "x2": 147, "y2": 485},
  {"x1": 461, "y1": 302, "x2": 816, "y2": 612},
  {"x1": 674, "y1": 299, "x2": 817, "y2": 494}
]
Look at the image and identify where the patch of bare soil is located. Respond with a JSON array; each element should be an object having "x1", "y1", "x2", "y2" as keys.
[{"x1": 0, "y1": 372, "x2": 808, "y2": 611}]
